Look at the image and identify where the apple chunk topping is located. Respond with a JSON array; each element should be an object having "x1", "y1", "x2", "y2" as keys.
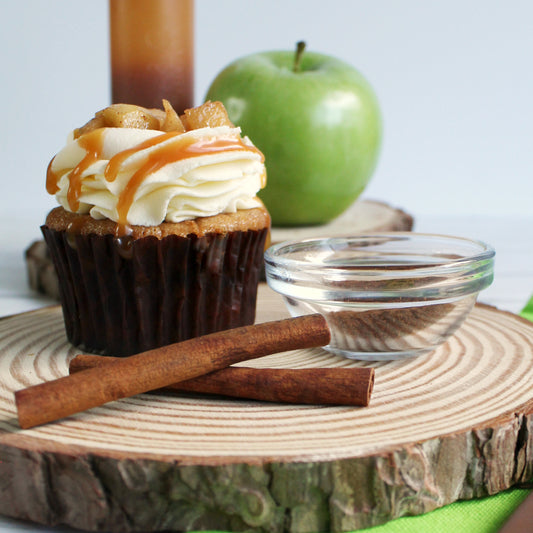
[
  {"x1": 160, "y1": 99, "x2": 186, "y2": 132},
  {"x1": 74, "y1": 104, "x2": 162, "y2": 138},
  {"x1": 100, "y1": 104, "x2": 162, "y2": 130},
  {"x1": 181, "y1": 101, "x2": 234, "y2": 129},
  {"x1": 73, "y1": 100, "x2": 233, "y2": 139}
]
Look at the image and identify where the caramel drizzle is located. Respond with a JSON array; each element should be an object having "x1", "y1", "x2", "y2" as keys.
[
  {"x1": 46, "y1": 130, "x2": 264, "y2": 233},
  {"x1": 46, "y1": 129, "x2": 104, "y2": 206}
]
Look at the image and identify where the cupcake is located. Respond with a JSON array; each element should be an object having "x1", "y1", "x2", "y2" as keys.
[{"x1": 43, "y1": 100, "x2": 270, "y2": 356}]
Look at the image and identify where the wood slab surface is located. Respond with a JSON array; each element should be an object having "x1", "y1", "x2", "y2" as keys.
[
  {"x1": 0, "y1": 285, "x2": 532, "y2": 532},
  {"x1": 270, "y1": 199, "x2": 414, "y2": 243}
]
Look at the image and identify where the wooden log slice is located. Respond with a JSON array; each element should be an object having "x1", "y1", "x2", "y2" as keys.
[
  {"x1": 1, "y1": 285, "x2": 532, "y2": 532},
  {"x1": 25, "y1": 199, "x2": 414, "y2": 300},
  {"x1": 270, "y1": 198, "x2": 414, "y2": 243}
]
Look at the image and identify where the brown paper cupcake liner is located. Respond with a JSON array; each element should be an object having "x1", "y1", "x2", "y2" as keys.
[{"x1": 42, "y1": 225, "x2": 268, "y2": 356}]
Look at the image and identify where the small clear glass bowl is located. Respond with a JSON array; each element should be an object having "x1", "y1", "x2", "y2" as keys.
[{"x1": 264, "y1": 233, "x2": 495, "y2": 361}]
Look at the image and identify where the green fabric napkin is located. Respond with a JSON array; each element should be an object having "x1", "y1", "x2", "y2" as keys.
[
  {"x1": 521, "y1": 294, "x2": 533, "y2": 323},
  {"x1": 196, "y1": 299, "x2": 533, "y2": 533},
  {"x1": 357, "y1": 487, "x2": 531, "y2": 533}
]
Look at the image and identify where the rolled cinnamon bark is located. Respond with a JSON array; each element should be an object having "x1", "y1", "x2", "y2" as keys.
[
  {"x1": 69, "y1": 354, "x2": 374, "y2": 407},
  {"x1": 15, "y1": 314, "x2": 330, "y2": 429}
]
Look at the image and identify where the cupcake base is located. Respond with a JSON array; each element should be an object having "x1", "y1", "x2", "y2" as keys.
[{"x1": 42, "y1": 209, "x2": 269, "y2": 357}]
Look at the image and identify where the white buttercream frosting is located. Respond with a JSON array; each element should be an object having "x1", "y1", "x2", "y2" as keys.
[{"x1": 47, "y1": 125, "x2": 266, "y2": 226}]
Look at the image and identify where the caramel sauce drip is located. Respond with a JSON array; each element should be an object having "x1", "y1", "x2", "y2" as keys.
[
  {"x1": 45, "y1": 159, "x2": 60, "y2": 195},
  {"x1": 47, "y1": 129, "x2": 264, "y2": 235},
  {"x1": 68, "y1": 130, "x2": 104, "y2": 212},
  {"x1": 65, "y1": 216, "x2": 88, "y2": 249},
  {"x1": 46, "y1": 130, "x2": 105, "y2": 211}
]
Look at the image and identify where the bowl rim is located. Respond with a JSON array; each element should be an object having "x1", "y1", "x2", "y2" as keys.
[{"x1": 264, "y1": 232, "x2": 495, "y2": 275}]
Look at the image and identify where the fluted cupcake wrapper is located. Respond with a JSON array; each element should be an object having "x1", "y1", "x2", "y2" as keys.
[{"x1": 42, "y1": 226, "x2": 269, "y2": 357}]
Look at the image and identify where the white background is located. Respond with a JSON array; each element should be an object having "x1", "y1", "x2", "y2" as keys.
[{"x1": 1, "y1": 0, "x2": 532, "y2": 226}]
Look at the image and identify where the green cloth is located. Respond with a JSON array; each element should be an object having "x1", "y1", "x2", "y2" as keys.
[
  {"x1": 521, "y1": 294, "x2": 533, "y2": 323},
  {"x1": 196, "y1": 300, "x2": 533, "y2": 533},
  {"x1": 357, "y1": 487, "x2": 531, "y2": 533}
]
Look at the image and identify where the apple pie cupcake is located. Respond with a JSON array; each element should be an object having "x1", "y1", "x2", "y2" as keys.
[{"x1": 43, "y1": 101, "x2": 270, "y2": 356}]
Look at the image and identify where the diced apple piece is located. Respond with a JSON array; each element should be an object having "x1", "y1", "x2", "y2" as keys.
[
  {"x1": 160, "y1": 99, "x2": 186, "y2": 132},
  {"x1": 100, "y1": 104, "x2": 161, "y2": 129},
  {"x1": 182, "y1": 101, "x2": 234, "y2": 129}
]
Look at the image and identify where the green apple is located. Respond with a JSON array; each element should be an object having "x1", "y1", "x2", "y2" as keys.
[{"x1": 205, "y1": 42, "x2": 382, "y2": 226}]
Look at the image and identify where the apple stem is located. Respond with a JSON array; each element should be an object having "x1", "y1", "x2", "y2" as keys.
[{"x1": 293, "y1": 41, "x2": 306, "y2": 73}]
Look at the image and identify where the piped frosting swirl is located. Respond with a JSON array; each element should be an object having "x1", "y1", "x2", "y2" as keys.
[{"x1": 46, "y1": 102, "x2": 266, "y2": 230}]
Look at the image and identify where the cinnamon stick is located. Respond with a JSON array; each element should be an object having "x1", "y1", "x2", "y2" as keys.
[
  {"x1": 15, "y1": 314, "x2": 330, "y2": 429},
  {"x1": 69, "y1": 354, "x2": 374, "y2": 407}
]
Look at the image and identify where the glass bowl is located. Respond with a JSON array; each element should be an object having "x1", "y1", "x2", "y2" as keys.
[{"x1": 264, "y1": 233, "x2": 495, "y2": 361}]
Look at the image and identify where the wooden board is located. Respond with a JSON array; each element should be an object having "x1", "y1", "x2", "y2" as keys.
[
  {"x1": 270, "y1": 199, "x2": 414, "y2": 243},
  {"x1": 1, "y1": 285, "x2": 533, "y2": 532}
]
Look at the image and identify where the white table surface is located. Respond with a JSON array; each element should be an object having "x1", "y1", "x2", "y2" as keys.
[{"x1": 0, "y1": 211, "x2": 532, "y2": 532}]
